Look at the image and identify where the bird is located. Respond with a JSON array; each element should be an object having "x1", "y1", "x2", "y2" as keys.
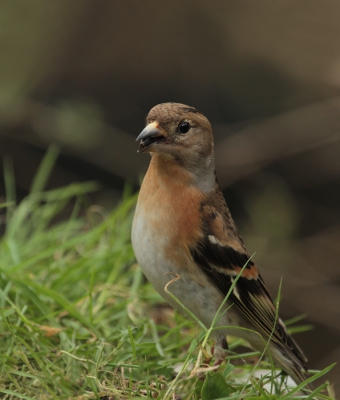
[{"x1": 131, "y1": 102, "x2": 309, "y2": 389}]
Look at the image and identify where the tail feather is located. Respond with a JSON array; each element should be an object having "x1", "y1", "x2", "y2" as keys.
[{"x1": 271, "y1": 338, "x2": 312, "y2": 392}]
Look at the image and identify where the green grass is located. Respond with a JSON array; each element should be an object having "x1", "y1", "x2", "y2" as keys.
[{"x1": 0, "y1": 151, "x2": 336, "y2": 399}]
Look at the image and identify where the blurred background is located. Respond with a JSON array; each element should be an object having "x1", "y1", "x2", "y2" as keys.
[{"x1": 0, "y1": 0, "x2": 339, "y2": 391}]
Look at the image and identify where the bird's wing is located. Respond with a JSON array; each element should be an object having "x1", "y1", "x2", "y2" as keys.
[{"x1": 191, "y1": 193, "x2": 307, "y2": 366}]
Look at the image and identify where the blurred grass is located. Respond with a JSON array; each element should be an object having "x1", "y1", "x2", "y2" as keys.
[{"x1": 0, "y1": 150, "x2": 335, "y2": 399}]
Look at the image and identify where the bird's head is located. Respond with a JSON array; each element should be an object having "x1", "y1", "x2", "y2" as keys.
[{"x1": 136, "y1": 103, "x2": 214, "y2": 168}]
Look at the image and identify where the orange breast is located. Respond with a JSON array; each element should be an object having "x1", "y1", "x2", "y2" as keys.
[{"x1": 138, "y1": 154, "x2": 205, "y2": 267}]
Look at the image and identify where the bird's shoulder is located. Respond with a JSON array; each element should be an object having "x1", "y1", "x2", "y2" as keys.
[{"x1": 197, "y1": 184, "x2": 259, "y2": 279}]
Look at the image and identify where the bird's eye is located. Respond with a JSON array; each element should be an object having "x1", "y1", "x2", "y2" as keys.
[{"x1": 178, "y1": 121, "x2": 191, "y2": 134}]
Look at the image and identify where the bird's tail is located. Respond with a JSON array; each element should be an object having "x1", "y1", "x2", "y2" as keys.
[{"x1": 271, "y1": 333, "x2": 312, "y2": 393}]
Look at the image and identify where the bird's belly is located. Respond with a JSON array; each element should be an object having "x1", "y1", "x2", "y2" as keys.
[{"x1": 131, "y1": 207, "x2": 240, "y2": 330}]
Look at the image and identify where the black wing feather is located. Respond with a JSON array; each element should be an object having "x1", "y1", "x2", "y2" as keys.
[{"x1": 192, "y1": 234, "x2": 307, "y2": 366}]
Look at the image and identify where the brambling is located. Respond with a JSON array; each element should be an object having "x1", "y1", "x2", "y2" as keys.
[{"x1": 131, "y1": 103, "x2": 309, "y2": 388}]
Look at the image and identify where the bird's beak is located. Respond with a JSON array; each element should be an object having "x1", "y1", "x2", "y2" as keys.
[
  {"x1": 136, "y1": 121, "x2": 166, "y2": 152},
  {"x1": 136, "y1": 121, "x2": 164, "y2": 142}
]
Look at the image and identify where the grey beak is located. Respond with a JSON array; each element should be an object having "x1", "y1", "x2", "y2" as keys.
[{"x1": 136, "y1": 121, "x2": 163, "y2": 142}]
